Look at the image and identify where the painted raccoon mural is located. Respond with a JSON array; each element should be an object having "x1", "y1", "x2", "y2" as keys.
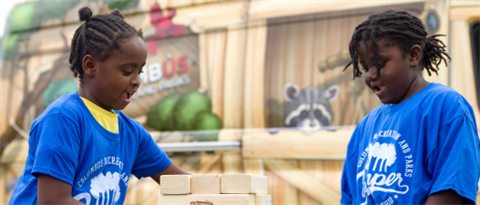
[{"x1": 284, "y1": 83, "x2": 340, "y2": 131}]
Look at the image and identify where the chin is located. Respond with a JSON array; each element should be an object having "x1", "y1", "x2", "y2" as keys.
[{"x1": 112, "y1": 104, "x2": 129, "y2": 111}]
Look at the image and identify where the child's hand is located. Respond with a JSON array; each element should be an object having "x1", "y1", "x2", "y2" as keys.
[{"x1": 151, "y1": 163, "x2": 190, "y2": 184}]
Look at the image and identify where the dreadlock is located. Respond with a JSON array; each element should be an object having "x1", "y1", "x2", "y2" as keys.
[
  {"x1": 343, "y1": 10, "x2": 450, "y2": 79},
  {"x1": 69, "y1": 7, "x2": 144, "y2": 82}
]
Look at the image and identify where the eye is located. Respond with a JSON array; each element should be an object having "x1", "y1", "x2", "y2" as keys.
[
  {"x1": 300, "y1": 111, "x2": 308, "y2": 118},
  {"x1": 314, "y1": 110, "x2": 322, "y2": 117},
  {"x1": 123, "y1": 71, "x2": 132, "y2": 76},
  {"x1": 378, "y1": 61, "x2": 386, "y2": 68}
]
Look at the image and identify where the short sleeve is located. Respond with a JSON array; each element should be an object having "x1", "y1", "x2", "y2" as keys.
[
  {"x1": 427, "y1": 116, "x2": 480, "y2": 204},
  {"x1": 341, "y1": 124, "x2": 362, "y2": 205},
  {"x1": 131, "y1": 128, "x2": 171, "y2": 179},
  {"x1": 31, "y1": 114, "x2": 81, "y2": 185}
]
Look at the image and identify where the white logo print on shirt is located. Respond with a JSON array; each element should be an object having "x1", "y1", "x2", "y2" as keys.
[
  {"x1": 74, "y1": 171, "x2": 122, "y2": 205},
  {"x1": 356, "y1": 130, "x2": 413, "y2": 205}
]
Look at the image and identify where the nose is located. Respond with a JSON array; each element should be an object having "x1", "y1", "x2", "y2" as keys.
[
  {"x1": 132, "y1": 73, "x2": 140, "y2": 88},
  {"x1": 365, "y1": 66, "x2": 378, "y2": 81}
]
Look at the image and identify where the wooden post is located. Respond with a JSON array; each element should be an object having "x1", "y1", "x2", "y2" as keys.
[
  {"x1": 243, "y1": 19, "x2": 267, "y2": 129},
  {"x1": 223, "y1": 23, "x2": 247, "y2": 129},
  {"x1": 0, "y1": 164, "x2": 7, "y2": 205}
]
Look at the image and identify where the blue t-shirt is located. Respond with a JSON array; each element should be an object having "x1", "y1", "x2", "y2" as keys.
[
  {"x1": 9, "y1": 92, "x2": 172, "y2": 205},
  {"x1": 341, "y1": 83, "x2": 480, "y2": 204}
]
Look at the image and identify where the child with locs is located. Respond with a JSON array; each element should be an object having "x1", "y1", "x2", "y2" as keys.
[
  {"x1": 341, "y1": 10, "x2": 480, "y2": 204},
  {"x1": 9, "y1": 7, "x2": 189, "y2": 205}
]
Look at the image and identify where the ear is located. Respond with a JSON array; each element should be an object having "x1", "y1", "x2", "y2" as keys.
[
  {"x1": 82, "y1": 54, "x2": 97, "y2": 78},
  {"x1": 408, "y1": 45, "x2": 422, "y2": 69},
  {"x1": 284, "y1": 83, "x2": 300, "y2": 102},
  {"x1": 324, "y1": 85, "x2": 340, "y2": 102}
]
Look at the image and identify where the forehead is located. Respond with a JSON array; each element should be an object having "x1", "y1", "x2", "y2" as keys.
[{"x1": 109, "y1": 36, "x2": 147, "y2": 61}]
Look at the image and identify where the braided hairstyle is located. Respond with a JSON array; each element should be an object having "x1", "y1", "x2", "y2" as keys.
[
  {"x1": 69, "y1": 7, "x2": 144, "y2": 82},
  {"x1": 344, "y1": 10, "x2": 450, "y2": 78}
]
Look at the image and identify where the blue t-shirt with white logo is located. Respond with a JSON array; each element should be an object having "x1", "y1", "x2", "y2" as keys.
[
  {"x1": 9, "y1": 92, "x2": 172, "y2": 205},
  {"x1": 341, "y1": 83, "x2": 480, "y2": 204}
]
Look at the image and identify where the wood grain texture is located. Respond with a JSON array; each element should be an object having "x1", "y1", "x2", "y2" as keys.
[
  {"x1": 220, "y1": 174, "x2": 268, "y2": 194},
  {"x1": 160, "y1": 175, "x2": 191, "y2": 195},
  {"x1": 243, "y1": 129, "x2": 353, "y2": 159},
  {"x1": 263, "y1": 159, "x2": 340, "y2": 204},
  {"x1": 191, "y1": 174, "x2": 221, "y2": 194},
  {"x1": 255, "y1": 194, "x2": 272, "y2": 205},
  {"x1": 158, "y1": 194, "x2": 255, "y2": 205}
]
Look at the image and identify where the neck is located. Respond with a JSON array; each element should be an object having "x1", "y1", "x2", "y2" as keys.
[
  {"x1": 78, "y1": 84, "x2": 113, "y2": 112},
  {"x1": 400, "y1": 74, "x2": 429, "y2": 104}
]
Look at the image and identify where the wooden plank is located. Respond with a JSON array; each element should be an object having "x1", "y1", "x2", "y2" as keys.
[
  {"x1": 0, "y1": 165, "x2": 6, "y2": 205},
  {"x1": 255, "y1": 194, "x2": 272, "y2": 205},
  {"x1": 221, "y1": 152, "x2": 243, "y2": 173},
  {"x1": 158, "y1": 194, "x2": 255, "y2": 205},
  {"x1": 1, "y1": 138, "x2": 28, "y2": 164},
  {"x1": 198, "y1": 154, "x2": 222, "y2": 174},
  {"x1": 220, "y1": 174, "x2": 268, "y2": 194},
  {"x1": 243, "y1": 19, "x2": 267, "y2": 129},
  {"x1": 160, "y1": 175, "x2": 191, "y2": 195},
  {"x1": 243, "y1": 129, "x2": 353, "y2": 159},
  {"x1": 449, "y1": 20, "x2": 480, "y2": 125},
  {"x1": 263, "y1": 159, "x2": 340, "y2": 204},
  {"x1": 223, "y1": 24, "x2": 247, "y2": 128},
  {"x1": 191, "y1": 174, "x2": 221, "y2": 194},
  {"x1": 243, "y1": 158, "x2": 265, "y2": 176},
  {"x1": 248, "y1": 0, "x2": 425, "y2": 20},
  {"x1": 208, "y1": 30, "x2": 227, "y2": 119}
]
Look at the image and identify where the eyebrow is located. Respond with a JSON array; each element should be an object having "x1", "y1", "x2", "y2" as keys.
[{"x1": 121, "y1": 62, "x2": 146, "y2": 68}]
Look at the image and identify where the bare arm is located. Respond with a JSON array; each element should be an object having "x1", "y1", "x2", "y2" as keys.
[
  {"x1": 151, "y1": 163, "x2": 190, "y2": 184},
  {"x1": 37, "y1": 174, "x2": 85, "y2": 205},
  {"x1": 425, "y1": 190, "x2": 464, "y2": 205}
]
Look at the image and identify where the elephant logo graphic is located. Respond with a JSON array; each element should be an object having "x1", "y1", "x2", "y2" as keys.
[
  {"x1": 74, "y1": 172, "x2": 122, "y2": 205},
  {"x1": 366, "y1": 142, "x2": 397, "y2": 172}
]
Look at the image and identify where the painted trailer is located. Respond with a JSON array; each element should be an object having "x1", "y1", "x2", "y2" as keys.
[{"x1": 0, "y1": 0, "x2": 478, "y2": 204}]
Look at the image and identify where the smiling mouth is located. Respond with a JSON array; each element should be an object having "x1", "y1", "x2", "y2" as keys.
[{"x1": 121, "y1": 91, "x2": 135, "y2": 101}]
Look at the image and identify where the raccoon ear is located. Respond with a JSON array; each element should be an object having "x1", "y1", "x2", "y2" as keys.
[
  {"x1": 324, "y1": 85, "x2": 340, "y2": 102},
  {"x1": 284, "y1": 83, "x2": 300, "y2": 101}
]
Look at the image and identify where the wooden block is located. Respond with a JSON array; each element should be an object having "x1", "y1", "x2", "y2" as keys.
[
  {"x1": 158, "y1": 194, "x2": 255, "y2": 205},
  {"x1": 191, "y1": 174, "x2": 221, "y2": 194},
  {"x1": 255, "y1": 195, "x2": 272, "y2": 205},
  {"x1": 160, "y1": 175, "x2": 191, "y2": 195},
  {"x1": 221, "y1": 174, "x2": 268, "y2": 194}
]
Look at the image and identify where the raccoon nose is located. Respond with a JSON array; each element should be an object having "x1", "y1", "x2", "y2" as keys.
[{"x1": 310, "y1": 122, "x2": 316, "y2": 127}]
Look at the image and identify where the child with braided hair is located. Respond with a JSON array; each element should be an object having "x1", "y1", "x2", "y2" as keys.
[
  {"x1": 341, "y1": 10, "x2": 480, "y2": 204},
  {"x1": 9, "y1": 7, "x2": 189, "y2": 205}
]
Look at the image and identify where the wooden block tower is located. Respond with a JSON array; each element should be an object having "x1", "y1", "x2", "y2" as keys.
[{"x1": 158, "y1": 174, "x2": 271, "y2": 205}]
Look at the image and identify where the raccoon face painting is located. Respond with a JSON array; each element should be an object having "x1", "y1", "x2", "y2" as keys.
[{"x1": 284, "y1": 83, "x2": 340, "y2": 131}]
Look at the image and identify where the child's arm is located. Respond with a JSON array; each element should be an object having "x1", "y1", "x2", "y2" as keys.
[
  {"x1": 425, "y1": 190, "x2": 464, "y2": 204},
  {"x1": 150, "y1": 163, "x2": 190, "y2": 184},
  {"x1": 37, "y1": 174, "x2": 85, "y2": 204}
]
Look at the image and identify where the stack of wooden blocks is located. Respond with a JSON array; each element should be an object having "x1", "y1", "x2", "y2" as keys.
[{"x1": 158, "y1": 174, "x2": 272, "y2": 205}]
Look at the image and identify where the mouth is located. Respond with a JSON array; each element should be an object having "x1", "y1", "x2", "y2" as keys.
[
  {"x1": 371, "y1": 84, "x2": 385, "y2": 95},
  {"x1": 121, "y1": 91, "x2": 136, "y2": 103}
]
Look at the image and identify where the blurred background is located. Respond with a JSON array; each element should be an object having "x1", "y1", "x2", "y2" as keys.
[{"x1": 0, "y1": 0, "x2": 478, "y2": 204}]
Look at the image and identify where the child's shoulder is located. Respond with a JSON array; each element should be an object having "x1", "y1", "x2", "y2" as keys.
[
  {"x1": 32, "y1": 92, "x2": 86, "y2": 128},
  {"x1": 423, "y1": 83, "x2": 472, "y2": 110}
]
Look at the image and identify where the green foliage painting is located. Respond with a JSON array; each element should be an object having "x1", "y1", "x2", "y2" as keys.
[
  {"x1": 147, "y1": 92, "x2": 223, "y2": 141},
  {"x1": 36, "y1": 0, "x2": 82, "y2": 20},
  {"x1": 42, "y1": 78, "x2": 78, "y2": 107},
  {"x1": 1, "y1": 0, "x2": 140, "y2": 60},
  {"x1": 107, "y1": 0, "x2": 140, "y2": 11}
]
